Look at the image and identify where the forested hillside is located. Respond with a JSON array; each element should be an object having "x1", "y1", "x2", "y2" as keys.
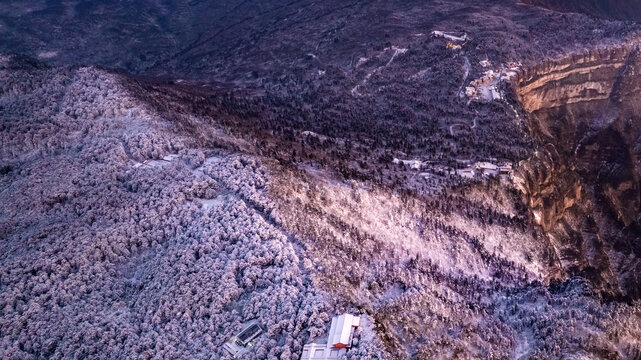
[
  {"x1": 2, "y1": 0, "x2": 641, "y2": 358},
  {"x1": 2, "y1": 55, "x2": 641, "y2": 359},
  {"x1": 522, "y1": 0, "x2": 641, "y2": 22}
]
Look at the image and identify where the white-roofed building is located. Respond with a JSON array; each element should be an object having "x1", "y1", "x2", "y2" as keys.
[
  {"x1": 465, "y1": 86, "x2": 477, "y2": 97},
  {"x1": 457, "y1": 167, "x2": 475, "y2": 179},
  {"x1": 499, "y1": 162, "x2": 512, "y2": 174},
  {"x1": 475, "y1": 162, "x2": 499, "y2": 177},
  {"x1": 328, "y1": 314, "x2": 360, "y2": 348},
  {"x1": 301, "y1": 343, "x2": 344, "y2": 360},
  {"x1": 490, "y1": 87, "x2": 502, "y2": 101},
  {"x1": 301, "y1": 314, "x2": 361, "y2": 360},
  {"x1": 223, "y1": 321, "x2": 263, "y2": 358}
]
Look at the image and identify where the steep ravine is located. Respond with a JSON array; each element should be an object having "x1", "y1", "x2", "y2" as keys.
[{"x1": 513, "y1": 42, "x2": 641, "y2": 299}]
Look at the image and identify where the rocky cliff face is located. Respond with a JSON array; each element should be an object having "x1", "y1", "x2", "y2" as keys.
[{"x1": 513, "y1": 43, "x2": 641, "y2": 298}]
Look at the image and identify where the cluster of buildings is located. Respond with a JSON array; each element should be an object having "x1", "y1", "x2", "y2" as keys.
[
  {"x1": 392, "y1": 157, "x2": 423, "y2": 170},
  {"x1": 465, "y1": 69, "x2": 502, "y2": 101},
  {"x1": 456, "y1": 161, "x2": 512, "y2": 180},
  {"x1": 301, "y1": 314, "x2": 361, "y2": 360},
  {"x1": 223, "y1": 314, "x2": 362, "y2": 359},
  {"x1": 392, "y1": 157, "x2": 512, "y2": 182},
  {"x1": 465, "y1": 61, "x2": 521, "y2": 102}
]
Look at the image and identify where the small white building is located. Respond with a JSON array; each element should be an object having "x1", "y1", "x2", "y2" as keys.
[
  {"x1": 223, "y1": 322, "x2": 263, "y2": 358},
  {"x1": 328, "y1": 314, "x2": 360, "y2": 348},
  {"x1": 392, "y1": 158, "x2": 422, "y2": 170},
  {"x1": 301, "y1": 314, "x2": 360, "y2": 360},
  {"x1": 501, "y1": 70, "x2": 517, "y2": 81},
  {"x1": 457, "y1": 167, "x2": 475, "y2": 179},
  {"x1": 499, "y1": 163, "x2": 512, "y2": 174},
  {"x1": 489, "y1": 87, "x2": 502, "y2": 101},
  {"x1": 465, "y1": 86, "x2": 477, "y2": 98},
  {"x1": 301, "y1": 343, "x2": 344, "y2": 360},
  {"x1": 475, "y1": 162, "x2": 499, "y2": 177}
]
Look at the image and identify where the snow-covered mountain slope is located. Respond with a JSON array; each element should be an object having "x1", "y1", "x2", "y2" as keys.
[
  {"x1": 1, "y1": 56, "x2": 640, "y2": 359},
  {"x1": 0, "y1": 63, "x2": 337, "y2": 359},
  {"x1": 2, "y1": 0, "x2": 641, "y2": 359}
]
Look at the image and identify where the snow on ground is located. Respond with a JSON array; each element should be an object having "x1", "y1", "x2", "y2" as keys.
[
  {"x1": 355, "y1": 57, "x2": 368, "y2": 68},
  {"x1": 278, "y1": 172, "x2": 499, "y2": 279},
  {"x1": 301, "y1": 130, "x2": 329, "y2": 141},
  {"x1": 199, "y1": 194, "x2": 229, "y2": 210},
  {"x1": 448, "y1": 117, "x2": 477, "y2": 136},
  {"x1": 449, "y1": 123, "x2": 467, "y2": 136},
  {"x1": 385, "y1": 46, "x2": 407, "y2": 66},
  {"x1": 193, "y1": 155, "x2": 223, "y2": 174},
  {"x1": 409, "y1": 68, "x2": 430, "y2": 80},
  {"x1": 356, "y1": 315, "x2": 377, "y2": 343},
  {"x1": 351, "y1": 46, "x2": 407, "y2": 96},
  {"x1": 132, "y1": 154, "x2": 179, "y2": 168},
  {"x1": 393, "y1": 158, "x2": 423, "y2": 169},
  {"x1": 431, "y1": 30, "x2": 470, "y2": 42},
  {"x1": 514, "y1": 331, "x2": 532, "y2": 360},
  {"x1": 458, "y1": 56, "x2": 471, "y2": 97},
  {"x1": 379, "y1": 283, "x2": 404, "y2": 304},
  {"x1": 37, "y1": 51, "x2": 58, "y2": 59}
]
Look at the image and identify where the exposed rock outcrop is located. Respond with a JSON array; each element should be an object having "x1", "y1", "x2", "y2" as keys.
[
  {"x1": 514, "y1": 42, "x2": 641, "y2": 298},
  {"x1": 513, "y1": 145, "x2": 582, "y2": 232}
]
